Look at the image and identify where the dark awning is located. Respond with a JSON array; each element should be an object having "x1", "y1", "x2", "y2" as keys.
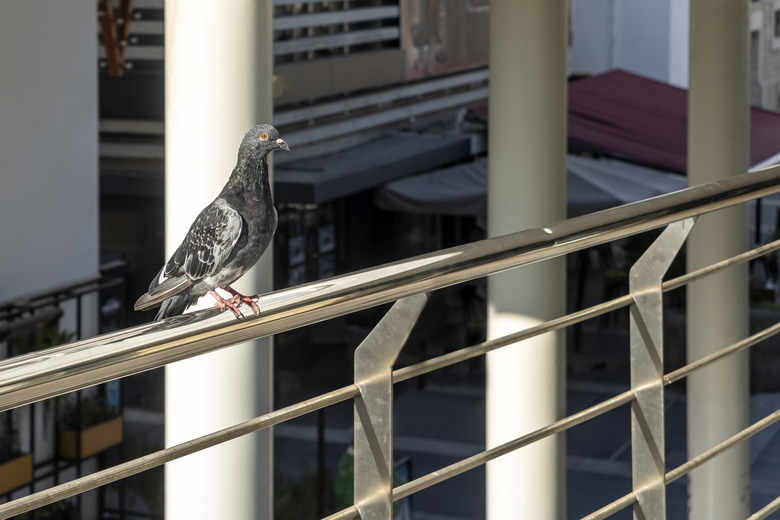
[
  {"x1": 568, "y1": 69, "x2": 780, "y2": 173},
  {"x1": 275, "y1": 69, "x2": 780, "y2": 206},
  {"x1": 274, "y1": 132, "x2": 475, "y2": 204},
  {"x1": 374, "y1": 155, "x2": 687, "y2": 217}
]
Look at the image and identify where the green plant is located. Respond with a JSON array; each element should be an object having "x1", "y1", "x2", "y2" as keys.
[
  {"x1": 332, "y1": 448, "x2": 406, "y2": 517},
  {"x1": 16, "y1": 499, "x2": 81, "y2": 520},
  {"x1": 8, "y1": 320, "x2": 73, "y2": 356},
  {"x1": 275, "y1": 466, "x2": 336, "y2": 520},
  {"x1": 750, "y1": 281, "x2": 779, "y2": 310},
  {"x1": 6, "y1": 321, "x2": 73, "y2": 436},
  {"x1": 0, "y1": 414, "x2": 21, "y2": 463},
  {"x1": 58, "y1": 392, "x2": 118, "y2": 430},
  {"x1": 118, "y1": 437, "x2": 164, "y2": 516}
]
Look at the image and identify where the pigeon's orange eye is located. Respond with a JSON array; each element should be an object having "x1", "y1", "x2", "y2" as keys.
[{"x1": 260, "y1": 132, "x2": 268, "y2": 140}]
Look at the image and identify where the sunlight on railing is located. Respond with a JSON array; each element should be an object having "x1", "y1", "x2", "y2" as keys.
[{"x1": 3, "y1": 166, "x2": 780, "y2": 519}]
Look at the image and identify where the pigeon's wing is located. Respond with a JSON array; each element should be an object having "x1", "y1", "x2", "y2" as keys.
[
  {"x1": 134, "y1": 199, "x2": 243, "y2": 311},
  {"x1": 181, "y1": 198, "x2": 244, "y2": 280}
]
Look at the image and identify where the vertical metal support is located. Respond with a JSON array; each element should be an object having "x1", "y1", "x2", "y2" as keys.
[
  {"x1": 629, "y1": 218, "x2": 694, "y2": 519},
  {"x1": 354, "y1": 293, "x2": 428, "y2": 520}
]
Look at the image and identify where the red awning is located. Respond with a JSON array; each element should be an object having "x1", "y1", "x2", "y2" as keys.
[{"x1": 568, "y1": 69, "x2": 780, "y2": 173}]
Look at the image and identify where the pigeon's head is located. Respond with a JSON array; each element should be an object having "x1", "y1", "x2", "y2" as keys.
[{"x1": 239, "y1": 124, "x2": 290, "y2": 160}]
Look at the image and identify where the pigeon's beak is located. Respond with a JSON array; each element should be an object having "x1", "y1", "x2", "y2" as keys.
[{"x1": 276, "y1": 138, "x2": 290, "y2": 152}]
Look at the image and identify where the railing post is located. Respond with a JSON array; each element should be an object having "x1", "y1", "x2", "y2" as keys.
[
  {"x1": 629, "y1": 218, "x2": 694, "y2": 518},
  {"x1": 354, "y1": 293, "x2": 428, "y2": 519}
]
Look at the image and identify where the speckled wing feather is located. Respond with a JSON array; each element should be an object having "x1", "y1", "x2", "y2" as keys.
[
  {"x1": 134, "y1": 198, "x2": 243, "y2": 311},
  {"x1": 181, "y1": 198, "x2": 243, "y2": 280}
]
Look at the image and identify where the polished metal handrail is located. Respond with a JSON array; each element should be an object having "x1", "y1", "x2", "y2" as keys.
[
  {"x1": 4, "y1": 235, "x2": 780, "y2": 518},
  {"x1": 2, "y1": 166, "x2": 780, "y2": 413},
  {"x1": 2, "y1": 165, "x2": 780, "y2": 519}
]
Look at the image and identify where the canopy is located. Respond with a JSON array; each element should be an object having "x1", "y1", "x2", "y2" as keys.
[
  {"x1": 568, "y1": 69, "x2": 780, "y2": 173},
  {"x1": 374, "y1": 155, "x2": 687, "y2": 217}
]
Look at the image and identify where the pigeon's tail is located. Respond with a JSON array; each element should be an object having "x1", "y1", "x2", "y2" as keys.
[
  {"x1": 134, "y1": 272, "x2": 193, "y2": 312},
  {"x1": 154, "y1": 294, "x2": 192, "y2": 321}
]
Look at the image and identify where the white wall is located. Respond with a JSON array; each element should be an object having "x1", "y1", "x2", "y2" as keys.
[
  {"x1": 570, "y1": 0, "x2": 690, "y2": 86},
  {"x1": 0, "y1": 0, "x2": 99, "y2": 302},
  {"x1": 612, "y1": 0, "x2": 671, "y2": 81},
  {"x1": 569, "y1": 0, "x2": 614, "y2": 75},
  {"x1": 668, "y1": 0, "x2": 690, "y2": 87}
]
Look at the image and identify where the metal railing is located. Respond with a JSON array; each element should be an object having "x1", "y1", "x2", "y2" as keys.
[
  {"x1": 3, "y1": 166, "x2": 780, "y2": 518},
  {"x1": 0, "y1": 270, "x2": 130, "y2": 515}
]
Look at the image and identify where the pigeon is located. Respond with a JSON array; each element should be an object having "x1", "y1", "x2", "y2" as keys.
[{"x1": 134, "y1": 124, "x2": 289, "y2": 320}]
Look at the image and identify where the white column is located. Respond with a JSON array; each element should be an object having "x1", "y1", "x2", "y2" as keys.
[
  {"x1": 252, "y1": 1, "x2": 275, "y2": 516},
  {"x1": 164, "y1": 1, "x2": 274, "y2": 518},
  {"x1": 686, "y1": 0, "x2": 750, "y2": 518},
  {"x1": 486, "y1": 1, "x2": 567, "y2": 518}
]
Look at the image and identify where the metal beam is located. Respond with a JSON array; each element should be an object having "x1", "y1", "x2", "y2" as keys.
[
  {"x1": 354, "y1": 294, "x2": 428, "y2": 519},
  {"x1": 274, "y1": 27, "x2": 400, "y2": 56},
  {"x1": 629, "y1": 218, "x2": 694, "y2": 519},
  {"x1": 274, "y1": 6, "x2": 399, "y2": 31}
]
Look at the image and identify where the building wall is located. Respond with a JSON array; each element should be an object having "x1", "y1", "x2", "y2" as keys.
[
  {"x1": 668, "y1": 0, "x2": 690, "y2": 87},
  {"x1": 752, "y1": 0, "x2": 780, "y2": 109},
  {"x1": 569, "y1": 0, "x2": 614, "y2": 75},
  {"x1": 612, "y1": 0, "x2": 672, "y2": 81},
  {"x1": 0, "y1": 0, "x2": 99, "y2": 302},
  {"x1": 569, "y1": 0, "x2": 780, "y2": 107},
  {"x1": 570, "y1": 0, "x2": 687, "y2": 86}
]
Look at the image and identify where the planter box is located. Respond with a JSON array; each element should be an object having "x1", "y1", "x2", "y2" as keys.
[
  {"x1": 0, "y1": 452, "x2": 33, "y2": 495},
  {"x1": 59, "y1": 416, "x2": 123, "y2": 459}
]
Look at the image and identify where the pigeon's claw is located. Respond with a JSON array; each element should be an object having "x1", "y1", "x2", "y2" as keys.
[
  {"x1": 210, "y1": 290, "x2": 245, "y2": 319},
  {"x1": 229, "y1": 294, "x2": 260, "y2": 316},
  {"x1": 225, "y1": 286, "x2": 261, "y2": 316}
]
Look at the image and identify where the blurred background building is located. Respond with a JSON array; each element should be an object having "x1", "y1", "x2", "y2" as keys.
[{"x1": 3, "y1": 0, "x2": 780, "y2": 518}]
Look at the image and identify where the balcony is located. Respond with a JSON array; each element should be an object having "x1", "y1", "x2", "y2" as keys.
[{"x1": 1, "y1": 167, "x2": 780, "y2": 519}]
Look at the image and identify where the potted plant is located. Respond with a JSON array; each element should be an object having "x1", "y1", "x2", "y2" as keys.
[
  {"x1": 15, "y1": 499, "x2": 81, "y2": 519},
  {"x1": 6, "y1": 311, "x2": 71, "y2": 356},
  {"x1": 58, "y1": 392, "x2": 122, "y2": 460},
  {"x1": 0, "y1": 414, "x2": 33, "y2": 495}
]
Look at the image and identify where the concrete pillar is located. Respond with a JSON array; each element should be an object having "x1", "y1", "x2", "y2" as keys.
[
  {"x1": 164, "y1": 1, "x2": 274, "y2": 518},
  {"x1": 486, "y1": 1, "x2": 567, "y2": 518},
  {"x1": 686, "y1": 0, "x2": 750, "y2": 518}
]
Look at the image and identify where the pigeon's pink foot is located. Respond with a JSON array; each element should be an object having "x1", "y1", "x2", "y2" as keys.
[
  {"x1": 224, "y1": 286, "x2": 260, "y2": 316},
  {"x1": 210, "y1": 290, "x2": 244, "y2": 319}
]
